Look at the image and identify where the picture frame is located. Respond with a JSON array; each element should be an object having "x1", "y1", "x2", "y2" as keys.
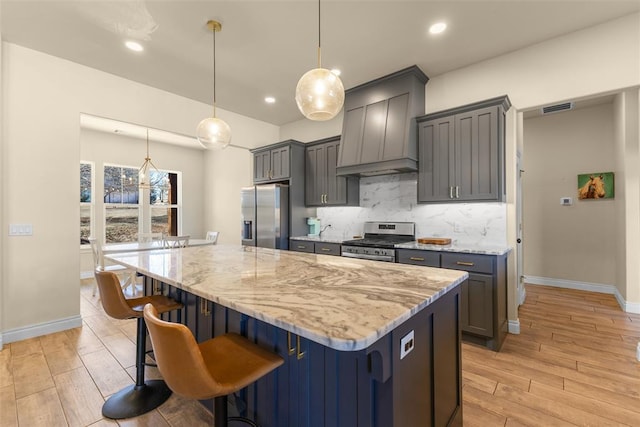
[{"x1": 577, "y1": 172, "x2": 614, "y2": 200}]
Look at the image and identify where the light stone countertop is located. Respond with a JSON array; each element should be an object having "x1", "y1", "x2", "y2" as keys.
[
  {"x1": 290, "y1": 235, "x2": 345, "y2": 244},
  {"x1": 106, "y1": 245, "x2": 467, "y2": 351},
  {"x1": 395, "y1": 242, "x2": 512, "y2": 256}
]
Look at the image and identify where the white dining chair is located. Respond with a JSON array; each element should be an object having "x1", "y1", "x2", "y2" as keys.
[
  {"x1": 205, "y1": 231, "x2": 219, "y2": 244},
  {"x1": 89, "y1": 237, "x2": 139, "y2": 297},
  {"x1": 163, "y1": 235, "x2": 190, "y2": 248}
]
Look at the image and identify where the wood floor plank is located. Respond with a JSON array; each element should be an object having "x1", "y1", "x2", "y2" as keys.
[
  {"x1": 577, "y1": 361, "x2": 640, "y2": 387},
  {"x1": 529, "y1": 381, "x2": 640, "y2": 426},
  {"x1": 0, "y1": 384, "x2": 18, "y2": 427},
  {"x1": 16, "y1": 387, "x2": 67, "y2": 427},
  {"x1": 12, "y1": 352, "x2": 55, "y2": 399},
  {"x1": 494, "y1": 383, "x2": 621, "y2": 426},
  {"x1": 87, "y1": 420, "x2": 119, "y2": 426},
  {"x1": 158, "y1": 393, "x2": 214, "y2": 426},
  {"x1": 82, "y1": 314, "x2": 123, "y2": 338},
  {"x1": 462, "y1": 359, "x2": 531, "y2": 392},
  {"x1": 0, "y1": 347, "x2": 13, "y2": 388},
  {"x1": 552, "y1": 331, "x2": 637, "y2": 358},
  {"x1": 66, "y1": 326, "x2": 105, "y2": 356},
  {"x1": 463, "y1": 384, "x2": 575, "y2": 427},
  {"x1": 463, "y1": 370, "x2": 498, "y2": 394},
  {"x1": 10, "y1": 337, "x2": 43, "y2": 358},
  {"x1": 100, "y1": 332, "x2": 136, "y2": 369},
  {"x1": 54, "y1": 367, "x2": 105, "y2": 427},
  {"x1": 44, "y1": 343, "x2": 84, "y2": 376},
  {"x1": 117, "y1": 409, "x2": 171, "y2": 427},
  {"x1": 499, "y1": 340, "x2": 577, "y2": 370},
  {"x1": 459, "y1": 397, "x2": 506, "y2": 427},
  {"x1": 80, "y1": 349, "x2": 132, "y2": 397},
  {"x1": 564, "y1": 377, "x2": 640, "y2": 412}
]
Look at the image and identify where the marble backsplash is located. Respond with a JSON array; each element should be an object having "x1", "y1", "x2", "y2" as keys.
[{"x1": 316, "y1": 173, "x2": 507, "y2": 247}]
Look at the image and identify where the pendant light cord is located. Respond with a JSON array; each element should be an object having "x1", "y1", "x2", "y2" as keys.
[
  {"x1": 212, "y1": 27, "x2": 217, "y2": 117},
  {"x1": 317, "y1": 0, "x2": 321, "y2": 68}
]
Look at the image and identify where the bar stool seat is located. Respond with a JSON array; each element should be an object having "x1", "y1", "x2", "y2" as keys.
[
  {"x1": 143, "y1": 304, "x2": 284, "y2": 427},
  {"x1": 94, "y1": 270, "x2": 183, "y2": 419}
]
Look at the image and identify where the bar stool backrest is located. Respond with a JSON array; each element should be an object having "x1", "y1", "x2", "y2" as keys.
[
  {"x1": 143, "y1": 304, "x2": 228, "y2": 399},
  {"x1": 94, "y1": 270, "x2": 137, "y2": 320}
]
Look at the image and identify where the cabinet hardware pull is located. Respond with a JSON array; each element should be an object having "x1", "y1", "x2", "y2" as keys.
[
  {"x1": 287, "y1": 332, "x2": 295, "y2": 356},
  {"x1": 449, "y1": 186, "x2": 453, "y2": 199},
  {"x1": 200, "y1": 299, "x2": 211, "y2": 316},
  {"x1": 296, "y1": 335, "x2": 305, "y2": 360},
  {"x1": 410, "y1": 257, "x2": 425, "y2": 261},
  {"x1": 456, "y1": 261, "x2": 475, "y2": 266},
  {"x1": 297, "y1": 245, "x2": 307, "y2": 249},
  {"x1": 455, "y1": 186, "x2": 459, "y2": 198},
  {"x1": 321, "y1": 248, "x2": 331, "y2": 252}
]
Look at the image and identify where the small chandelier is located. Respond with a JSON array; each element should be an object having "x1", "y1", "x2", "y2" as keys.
[
  {"x1": 197, "y1": 20, "x2": 231, "y2": 150},
  {"x1": 295, "y1": 0, "x2": 345, "y2": 121},
  {"x1": 139, "y1": 129, "x2": 159, "y2": 190}
]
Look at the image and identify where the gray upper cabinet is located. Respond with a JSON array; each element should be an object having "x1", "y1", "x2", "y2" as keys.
[
  {"x1": 305, "y1": 136, "x2": 359, "y2": 207},
  {"x1": 253, "y1": 142, "x2": 293, "y2": 183},
  {"x1": 336, "y1": 66, "x2": 429, "y2": 177},
  {"x1": 417, "y1": 96, "x2": 511, "y2": 203}
]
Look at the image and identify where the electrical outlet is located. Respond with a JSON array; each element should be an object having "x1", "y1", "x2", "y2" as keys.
[
  {"x1": 400, "y1": 330, "x2": 415, "y2": 360},
  {"x1": 453, "y1": 223, "x2": 462, "y2": 233}
]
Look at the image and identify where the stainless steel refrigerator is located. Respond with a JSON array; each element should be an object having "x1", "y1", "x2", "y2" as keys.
[{"x1": 241, "y1": 184, "x2": 289, "y2": 249}]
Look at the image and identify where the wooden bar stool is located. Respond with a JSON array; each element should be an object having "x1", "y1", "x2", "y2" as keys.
[
  {"x1": 94, "y1": 270, "x2": 184, "y2": 419},
  {"x1": 143, "y1": 303, "x2": 284, "y2": 427}
]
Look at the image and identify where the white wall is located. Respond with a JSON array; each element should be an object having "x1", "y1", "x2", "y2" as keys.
[
  {"x1": 523, "y1": 103, "x2": 617, "y2": 286},
  {"x1": 614, "y1": 89, "x2": 640, "y2": 310},
  {"x1": 1, "y1": 42, "x2": 279, "y2": 342},
  {"x1": 425, "y1": 13, "x2": 640, "y2": 114}
]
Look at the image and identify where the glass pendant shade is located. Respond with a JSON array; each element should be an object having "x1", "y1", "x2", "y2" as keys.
[
  {"x1": 295, "y1": 68, "x2": 345, "y2": 121},
  {"x1": 197, "y1": 117, "x2": 232, "y2": 150}
]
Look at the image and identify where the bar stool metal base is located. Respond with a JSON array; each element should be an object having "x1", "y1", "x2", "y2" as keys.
[{"x1": 102, "y1": 380, "x2": 172, "y2": 419}]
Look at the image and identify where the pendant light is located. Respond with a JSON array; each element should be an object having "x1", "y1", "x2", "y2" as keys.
[
  {"x1": 295, "y1": 0, "x2": 344, "y2": 121},
  {"x1": 197, "y1": 20, "x2": 231, "y2": 150},
  {"x1": 139, "y1": 129, "x2": 159, "y2": 190}
]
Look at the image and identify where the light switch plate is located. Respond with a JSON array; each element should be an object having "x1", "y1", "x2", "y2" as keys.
[
  {"x1": 9, "y1": 224, "x2": 33, "y2": 236},
  {"x1": 400, "y1": 330, "x2": 415, "y2": 360}
]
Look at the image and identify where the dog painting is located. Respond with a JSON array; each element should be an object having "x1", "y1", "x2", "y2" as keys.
[{"x1": 577, "y1": 172, "x2": 614, "y2": 200}]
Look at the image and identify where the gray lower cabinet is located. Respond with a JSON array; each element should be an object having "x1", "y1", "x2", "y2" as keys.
[
  {"x1": 305, "y1": 136, "x2": 359, "y2": 207},
  {"x1": 290, "y1": 239, "x2": 341, "y2": 256},
  {"x1": 417, "y1": 96, "x2": 511, "y2": 203},
  {"x1": 397, "y1": 250, "x2": 508, "y2": 351}
]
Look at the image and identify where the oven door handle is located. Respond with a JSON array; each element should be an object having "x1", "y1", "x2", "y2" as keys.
[{"x1": 341, "y1": 252, "x2": 395, "y2": 262}]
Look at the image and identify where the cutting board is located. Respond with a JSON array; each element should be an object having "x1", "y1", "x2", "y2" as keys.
[{"x1": 417, "y1": 237, "x2": 452, "y2": 245}]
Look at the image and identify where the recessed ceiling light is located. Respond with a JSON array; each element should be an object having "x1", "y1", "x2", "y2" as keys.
[
  {"x1": 125, "y1": 41, "x2": 144, "y2": 52},
  {"x1": 429, "y1": 22, "x2": 447, "y2": 35},
  {"x1": 330, "y1": 69, "x2": 341, "y2": 76},
  {"x1": 265, "y1": 96, "x2": 276, "y2": 104}
]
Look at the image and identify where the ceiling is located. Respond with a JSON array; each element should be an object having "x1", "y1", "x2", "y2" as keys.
[{"x1": 2, "y1": 1, "x2": 639, "y2": 127}]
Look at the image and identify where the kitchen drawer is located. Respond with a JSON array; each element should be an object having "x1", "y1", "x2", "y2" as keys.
[
  {"x1": 441, "y1": 253, "x2": 493, "y2": 274},
  {"x1": 290, "y1": 241, "x2": 315, "y2": 253},
  {"x1": 396, "y1": 249, "x2": 440, "y2": 267},
  {"x1": 315, "y1": 242, "x2": 341, "y2": 256}
]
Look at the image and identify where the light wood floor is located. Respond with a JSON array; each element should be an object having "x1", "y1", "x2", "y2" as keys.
[{"x1": 1, "y1": 282, "x2": 640, "y2": 426}]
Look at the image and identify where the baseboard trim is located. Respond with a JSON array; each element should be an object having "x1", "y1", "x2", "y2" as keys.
[
  {"x1": 2, "y1": 315, "x2": 82, "y2": 344},
  {"x1": 525, "y1": 275, "x2": 640, "y2": 314},
  {"x1": 80, "y1": 270, "x2": 94, "y2": 280},
  {"x1": 508, "y1": 319, "x2": 521, "y2": 334}
]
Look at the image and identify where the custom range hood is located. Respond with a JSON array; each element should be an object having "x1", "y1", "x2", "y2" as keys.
[{"x1": 336, "y1": 66, "x2": 428, "y2": 177}]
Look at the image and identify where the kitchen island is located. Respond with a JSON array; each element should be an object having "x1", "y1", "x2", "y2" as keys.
[{"x1": 106, "y1": 244, "x2": 468, "y2": 427}]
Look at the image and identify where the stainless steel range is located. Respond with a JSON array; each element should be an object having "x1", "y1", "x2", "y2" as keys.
[{"x1": 341, "y1": 221, "x2": 415, "y2": 262}]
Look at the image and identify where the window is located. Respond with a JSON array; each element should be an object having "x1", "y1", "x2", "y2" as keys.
[
  {"x1": 80, "y1": 162, "x2": 93, "y2": 244},
  {"x1": 102, "y1": 165, "x2": 180, "y2": 243},
  {"x1": 150, "y1": 171, "x2": 179, "y2": 236}
]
